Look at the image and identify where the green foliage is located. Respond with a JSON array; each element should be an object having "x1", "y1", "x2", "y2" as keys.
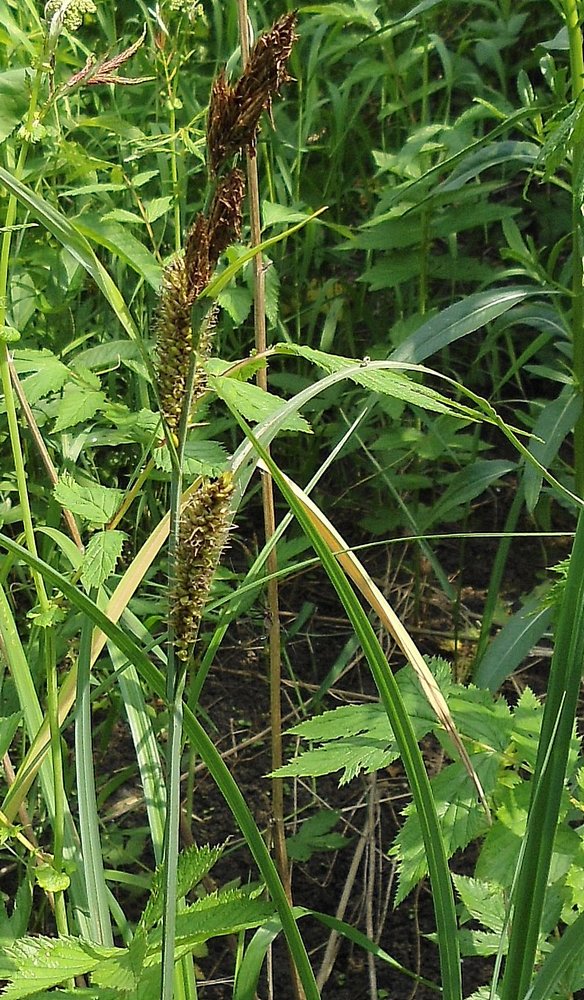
[{"x1": 0, "y1": 844, "x2": 276, "y2": 1000}]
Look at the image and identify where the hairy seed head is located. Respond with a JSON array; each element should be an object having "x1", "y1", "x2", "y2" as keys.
[{"x1": 172, "y1": 474, "x2": 234, "y2": 659}]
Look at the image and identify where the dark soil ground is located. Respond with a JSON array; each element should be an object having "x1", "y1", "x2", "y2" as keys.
[{"x1": 98, "y1": 478, "x2": 574, "y2": 1000}]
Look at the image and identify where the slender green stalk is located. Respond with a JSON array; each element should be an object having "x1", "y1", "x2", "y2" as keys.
[
  {"x1": 240, "y1": 423, "x2": 462, "y2": 1000},
  {"x1": 0, "y1": 19, "x2": 71, "y2": 936},
  {"x1": 0, "y1": 532, "x2": 320, "y2": 1000},
  {"x1": 75, "y1": 598, "x2": 114, "y2": 946},
  {"x1": 501, "y1": 510, "x2": 584, "y2": 1000},
  {"x1": 563, "y1": 0, "x2": 584, "y2": 494}
]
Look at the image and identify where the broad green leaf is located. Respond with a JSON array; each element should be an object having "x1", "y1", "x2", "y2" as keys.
[
  {"x1": 52, "y1": 385, "x2": 107, "y2": 432},
  {"x1": 144, "y1": 196, "x2": 173, "y2": 223},
  {"x1": 35, "y1": 864, "x2": 70, "y2": 893},
  {"x1": 474, "y1": 595, "x2": 553, "y2": 692},
  {"x1": 141, "y1": 844, "x2": 223, "y2": 930},
  {"x1": 286, "y1": 810, "x2": 350, "y2": 861},
  {"x1": 391, "y1": 755, "x2": 494, "y2": 904},
  {"x1": 0, "y1": 936, "x2": 108, "y2": 998},
  {"x1": 453, "y1": 875, "x2": 506, "y2": 933},
  {"x1": 152, "y1": 438, "x2": 228, "y2": 476},
  {"x1": 217, "y1": 285, "x2": 252, "y2": 324},
  {"x1": 0, "y1": 69, "x2": 31, "y2": 143},
  {"x1": 73, "y1": 215, "x2": 162, "y2": 290},
  {"x1": 11, "y1": 349, "x2": 69, "y2": 406},
  {"x1": 425, "y1": 459, "x2": 516, "y2": 528},
  {"x1": 80, "y1": 531, "x2": 126, "y2": 590},
  {"x1": 524, "y1": 385, "x2": 581, "y2": 512},
  {"x1": 146, "y1": 887, "x2": 276, "y2": 951},
  {"x1": 53, "y1": 475, "x2": 123, "y2": 527},
  {"x1": 390, "y1": 288, "x2": 543, "y2": 364},
  {"x1": 210, "y1": 375, "x2": 312, "y2": 432}
]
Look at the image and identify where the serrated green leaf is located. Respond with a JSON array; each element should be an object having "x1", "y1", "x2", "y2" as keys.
[
  {"x1": 11, "y1": 349, "x2": 69, "y2": 406},
  {"x1": 143, "y1": 196, "x2": 173, "y2": 223},
  {"x1": 91, "y1": 935, "x2": 146, "y2": 993},
  {"x1": 141, "y1": 844, "x2": 223, "y2": 931},
  {"x1": 210, "y1": 375, "x2": 312, "y2": 432},
  {"x1": 391, "y1": 756, "x2": 493, "y2": 904},
  {"x1": 152, "y1": 438, "x2": 228, "y2": 476},
  {"x1": 217, "y1": 285, "x2": 253, "y2": 324},
  {"x1": 286, "y1": 810, "x2": 350, "y2": 861},
  {"x1": 53, "y1": 385, "x2": 107, "y2": 432},
  {"x1": 80, "y1": 531, "x2": 126, "y2": 590},
  {"x1": 1, "y1": 936, "x2": 108, "y2": 997},
  {"x1": 53, "y1": 474, "x2": 123, "y2": 526},
  {"x1": 454, "y1": 875, "x2": 506, "y2": 933},
  {"x1": 147, "y1": 887, "x2": 276, "y2": 952},
  {"x1": 275, "y1": 737, "x2": 398, "y2": 783}
]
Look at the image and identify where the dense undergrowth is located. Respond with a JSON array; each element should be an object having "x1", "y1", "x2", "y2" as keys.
[{"x1": 1, "y1": 1, "x2": 584, "y2": 998}]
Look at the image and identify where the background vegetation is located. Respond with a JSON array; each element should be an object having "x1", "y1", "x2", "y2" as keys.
[{"x1": 1, "y1": 1, "x2": 584, "y2": 998}]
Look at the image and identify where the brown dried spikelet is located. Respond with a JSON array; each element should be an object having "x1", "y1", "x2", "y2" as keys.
[
  {"x1": 207, "y1": 11, "x2": 298, "y2": 174},
  {"x1": 172, "y1": 473, "x2": 234, "y2": 660},
  {"x1": 208, "y1": 167, "x2": 246, "y2": 263},
  {"x1": 155, "y1": 170, "x2": 245, "y2": 432}
]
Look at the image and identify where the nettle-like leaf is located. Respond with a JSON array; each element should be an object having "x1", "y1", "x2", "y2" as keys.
[
  {"x1": 52, "y1": 384, "x2": 107, "y2": 433},
  {"x1": 80, "y1": 531, "x2": 126, "y2": 590},
  {"x1": 147, "y1": 884, "x2": 276, "y2": 952},
  {"x1": 140, "y1": 843, "x2": 223, "y2": 931},
  {"x1": 286, "y1": 808, "x2": 351, "y2": 861},
  {"x1": 53, "y1": 474, "x2": 123, "y2": 528},
  {"x1": 454, "y1": 875, "x2": 506, "y2": 934},
  {"x1": 152, "y1": 438, "x2": 229, "y2": 476},
  {"x1": 391, "y1": 755, "x2": 495, "y2": 905},
  {"x1": 0, "y1": 935, "x2": 111, "y2": 998},
  {"x1": 276, "y1": 659, "x2": 452, "y2": 784},
  {"x1": 209, "y1": 374, "x2": 312, "y2": 433},
  {"x1": 10, "y1": 348, "x2": 69, "y2": 407}
]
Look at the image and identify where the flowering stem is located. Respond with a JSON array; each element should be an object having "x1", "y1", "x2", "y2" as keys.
[{"x1": 235, "y1": 1, "x2": 299, "y2": 997}]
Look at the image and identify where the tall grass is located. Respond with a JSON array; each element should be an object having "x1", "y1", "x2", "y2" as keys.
[{"x1": 1, "y1": 1, "x2": 584, "y2": 998}]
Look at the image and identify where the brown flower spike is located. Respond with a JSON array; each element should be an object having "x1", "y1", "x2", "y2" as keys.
[
  {"x1": 156, "y1": 168, "x2": 245, "y2": 431},
  {"x1": 207, "y1": 11, "x2": 297, "y2": 175},
  {"x1": 172, "y1": 474, "x2": 234, "y2": 660}
]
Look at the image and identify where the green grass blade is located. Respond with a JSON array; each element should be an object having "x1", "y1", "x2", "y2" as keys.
[
  {"x1": 0, "y1": 533, "x2": 319, "y2": 998},
  {"x1": 501, "y1": 510, "x2": 584, "y2": 1000},
  {"x1": 236, "y1": 427, "x2": 462, "y2": 1000},
  {"x1": 235, "y1": 907, "x2": 441, "y2": 999},
  {"x1": 524, "y1": 909, "x2": 584, "y2": 1000},
  {"x1": 75, "y1": 603, "x2": 114, "y2": 946},
  {"x1": 0, "y1": 165, "x2": 141, "y2": 344}
]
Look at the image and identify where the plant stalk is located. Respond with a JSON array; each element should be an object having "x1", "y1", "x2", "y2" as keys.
[
  {"x1": 563, "y1": 0, "x2": 584, "y2": 495},
  {"x1": 235, "y1": 0, "x2": 292, "y2": 906}
]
